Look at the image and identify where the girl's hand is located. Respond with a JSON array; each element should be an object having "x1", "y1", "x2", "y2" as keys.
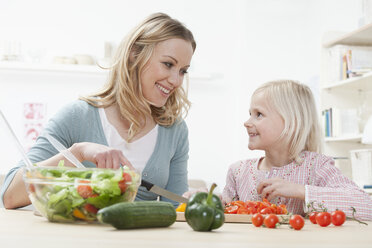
[
  {"x1": 70, "y1": 142, "x2": 134, "y2": 170},
  {"x1": 257, "y1": 177, "x2": 305, "y2": 201}
]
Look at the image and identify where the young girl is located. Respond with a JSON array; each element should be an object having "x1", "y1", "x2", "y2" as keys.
[{"x1": 222, "y1": 80, "x2": 372, "y2": 220}]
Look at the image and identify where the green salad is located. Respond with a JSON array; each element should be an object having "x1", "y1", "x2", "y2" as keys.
[{"x1": 24, "y1": 162, "x2": 140, "y2": 222}]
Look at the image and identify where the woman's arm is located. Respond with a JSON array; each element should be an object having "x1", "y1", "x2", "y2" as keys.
[{"x1": 161, "y1": 123, "x2": 189, "y2": 207}]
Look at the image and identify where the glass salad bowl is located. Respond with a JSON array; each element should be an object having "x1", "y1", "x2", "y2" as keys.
[{"x1": 23, "y1": 165, "x2": 140, "y2": 223}]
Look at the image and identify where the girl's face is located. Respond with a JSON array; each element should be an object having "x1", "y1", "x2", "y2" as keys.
[
  {"x1": 140, "y1": 38, "x2": 193, "y2": 107},
  {"x1": 244, "y1": 91, "x2": 285, "y2": 151}
]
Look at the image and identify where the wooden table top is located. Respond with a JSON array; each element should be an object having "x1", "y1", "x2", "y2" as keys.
[{"x1": 0, "y1": 209, "x2": 371, "y2": 248}]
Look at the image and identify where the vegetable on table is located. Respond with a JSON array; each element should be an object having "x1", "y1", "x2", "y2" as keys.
[
  {"x1": 176, "y1": 203, "x2": 187, "y2": 212},
  {"x1": 25, "y1": 164, "x2": 140, "y2": 222},
  {"x1": 289, "y1": 215, "x2": 305, "y2": 230},
  {"x1": 97, "y1": 201, "x2": 176, "y2": 229},
  {"x1": 185, "y1": 183, "x2": 225, "y2": 232},
  {"x1": 263, "y1": 214, "x2": 279, "y2": 228},
  {"x1": 316, "y1": 212, "x2": 332, "y2": 227},
  {"x1": 224, "y1": 198, "x2": 287, "y2": 215},
  {"x1": 252, "y1": 213, "x2": 264, "y2": 227},
  {"x1": 331, "y1": 210, "x2": 346, "y2": 226}
]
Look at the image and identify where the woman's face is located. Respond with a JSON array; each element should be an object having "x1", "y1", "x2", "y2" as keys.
[{"x1": 140, "y1": 38, "x2": 193, "y2": 107}]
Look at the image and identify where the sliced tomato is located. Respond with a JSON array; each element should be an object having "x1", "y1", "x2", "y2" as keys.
[
  {"x1": 231, "y1": 201, "x2": 245, "y2": 208},
  {"x1": 245, "y1": 201, "x2": 259, "y2": 210},
  {"x1": 247, "y1": 207, "x2": 257, "y2": 214},
  {"x1": 237, "y1": 207, "x2": 250, "y2": 215},
  {"x1": 118, "y1": 172, "x2": 132, "y2": 193},
  {"x1": 225, "y1": 205, "x2": 239, "y2": 214},
  {"x1": 122, "y1": 172, "x2": 132, "y2": 182},
  {"x1": 84, "y1": 203, "x2": 98, "y2": 214},
  {"x1": 77, "y1": 181, "x2": 95, "y2": 199},
  {"x1": 260, "y1": 207, "x2": 273, "y2": 215}
]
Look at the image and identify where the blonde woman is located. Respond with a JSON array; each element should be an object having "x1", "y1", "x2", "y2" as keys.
[
  {"x1": 222, "y1": 80, "x2": 372, "y2": 220},
  {"x1": 2, "y1": 13, "x2": 196, "y2": 209}
]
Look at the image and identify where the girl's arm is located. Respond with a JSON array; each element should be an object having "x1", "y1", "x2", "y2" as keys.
[
  {"x1": 306, "y1": 158, "x2": 372, "y2": 221},
  {"x1": 222, "y1": 161, "x2": 240, "y2": 205}
]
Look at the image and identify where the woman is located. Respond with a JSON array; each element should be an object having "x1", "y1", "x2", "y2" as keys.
[{"x1": 1, "y1": 13, "x2": 196, "y2": 208}]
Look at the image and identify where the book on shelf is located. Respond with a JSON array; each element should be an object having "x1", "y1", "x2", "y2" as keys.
[
  {"x1": 322, "y1": 108, "x2": 359, "y2": 138},
  {"x1": 323, "y1": 45, "x2": 372, "y2": 83}
]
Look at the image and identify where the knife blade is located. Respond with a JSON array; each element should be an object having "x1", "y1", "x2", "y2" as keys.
[
  {"x1": 44, "y1": 132, "x2": 85, "y2": 168},
  {"x1": 141, "y1": 179, "x2": 188, "y2": 203}
]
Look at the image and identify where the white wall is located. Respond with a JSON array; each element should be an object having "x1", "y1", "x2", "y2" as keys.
[{"x1": 0, "y1": 0, "x2": 363, "y2": 192}]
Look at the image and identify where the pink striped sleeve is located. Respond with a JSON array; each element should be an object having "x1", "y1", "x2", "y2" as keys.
[
  {"x1": 222, "y1": 161, "x2": 240, "y2": 204},
  {"x1": 306, "y1": 157, "x2": 372, "y2": 220}
]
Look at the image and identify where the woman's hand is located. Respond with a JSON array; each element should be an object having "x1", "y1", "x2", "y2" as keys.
[
  {"x1": 257, "y1": 177, "x2": 305, "y2": 201},
  {"x1": 70, "y1": 142, "x2": 134, "y2": 170}
]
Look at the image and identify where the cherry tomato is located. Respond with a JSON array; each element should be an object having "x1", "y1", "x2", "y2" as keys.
[
  {"x1": 316, "y1": 212, "x2": 331, "y2": 227},
  {"x1": 289, "y1": 215, "x2": 305, "y2": 230},
  {"x1": 309, "y1": 212, "x2": 318, "y2": 224},
  {"x1": 331, "y1": 210, "x2": 346, "y2": 226},
  {"x1": 264, "y1": 214, "x2": 279, "y2": 228},
  {"x1": 252, "y1": 213, "x2": 264, "y2": 227}
]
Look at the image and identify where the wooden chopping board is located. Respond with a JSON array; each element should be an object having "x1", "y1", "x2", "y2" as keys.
[{"x1": 176, "y1": 212, "x2": 289, "y2": 224}]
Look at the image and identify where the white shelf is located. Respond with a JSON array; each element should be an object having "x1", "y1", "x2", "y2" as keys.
[
  {"x1": 364, "y1": 188, "x2": 372, "y2": 195},
  {"x1": 322, "y1": 71, "x2": 372, "y2": 92},
  {"x1": 323, "y1": 22, "x2": 372, "y2": 48},
  {"x1": 0, "y1": 61, "x2": 218, "y2": 81},
  {"x1": 325, "y1": 134, "x2": 362, "y2": 143},
  {"x1": 0, "y1": 61, "x2": 107, "y2": 75}
]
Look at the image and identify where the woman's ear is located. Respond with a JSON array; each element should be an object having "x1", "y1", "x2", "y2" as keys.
[{"x1": 129, "y1": 45, "x2": 140, "y2": 64}]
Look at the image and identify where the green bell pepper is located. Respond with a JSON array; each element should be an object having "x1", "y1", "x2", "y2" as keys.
[{"x1": 185, "y1": 183, "x2": 225, "y2": 231}]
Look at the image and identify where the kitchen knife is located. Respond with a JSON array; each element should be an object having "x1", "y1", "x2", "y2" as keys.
[
  {"x1": 141, "y1": 179, "x2": 188, "y2": 203},
  {"x1": 44, "y1": 132, "x2": 85, "y2": 168}
]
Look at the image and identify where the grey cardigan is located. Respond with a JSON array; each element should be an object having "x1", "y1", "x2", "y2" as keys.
[{"x1": 0, "y1": 100, "x2": 189, "y2": 207}]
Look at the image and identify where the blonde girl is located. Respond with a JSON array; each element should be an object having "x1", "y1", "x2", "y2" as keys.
[{"x1": 222, "y1": 80, "x2": 372, "y2": 220}]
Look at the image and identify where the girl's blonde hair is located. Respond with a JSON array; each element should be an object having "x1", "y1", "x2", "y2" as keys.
[
  {"x1": 81, "y1": 13, "x2": 196, "y2": 141},
  {"x1": 253, "y1": 80, "x2": 322, "y2": 163}
]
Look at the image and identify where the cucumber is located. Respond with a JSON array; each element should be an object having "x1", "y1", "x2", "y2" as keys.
[{"x1": 97, "y1": 201, "x2": 176, "y2": 229}]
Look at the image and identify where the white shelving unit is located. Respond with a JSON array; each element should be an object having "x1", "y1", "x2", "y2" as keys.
[
  {"x1": 0, "y1": 61, "x2": 218, "y2": 81},
  {"x1": 321, "y1": 23, "x2": 372, "y2": 181}
]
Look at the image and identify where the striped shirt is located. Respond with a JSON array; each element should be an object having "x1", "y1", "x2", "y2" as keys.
[{"x1": 222, "y1": 151, "x2": 372, "y2": 220}]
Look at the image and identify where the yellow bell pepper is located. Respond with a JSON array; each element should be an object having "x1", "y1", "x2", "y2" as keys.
[
  {"x1": 73, "y1": 208, "x2": 87, "y2": 220},
  {"x1": 176, "y1": 203, "x2": 187, "y2": 212}
]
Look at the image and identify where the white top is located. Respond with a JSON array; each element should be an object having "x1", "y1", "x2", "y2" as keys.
[{"x1": 98, "y1": 107, "x2": 158, "y2": 173}]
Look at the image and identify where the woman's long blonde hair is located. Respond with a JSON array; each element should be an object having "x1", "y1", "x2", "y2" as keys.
[
  {"x1": 253, "y1": 80, "x2": 322, "y2": 163},
  {"x1": 81, "y1": 13, "x2": 196, "y2": 141}
]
